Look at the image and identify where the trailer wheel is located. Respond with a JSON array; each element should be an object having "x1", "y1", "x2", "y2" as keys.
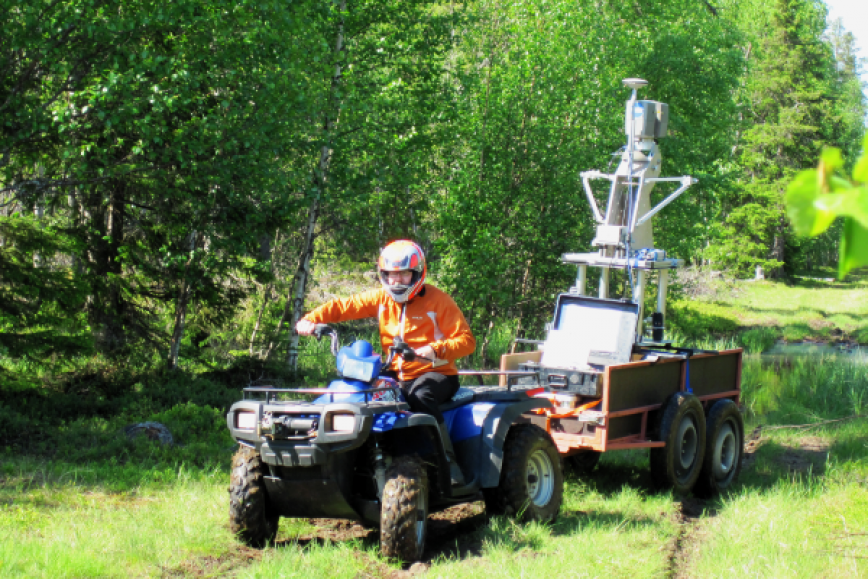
[
  {"x1": 229, "y1": 446, "x2": 279, "y2": 548},
  {"x1": 650, "y1": 393, "x2": 706, "y2": 494},
  {"x1": 694, "y1": 399, "x2": 744, "y2": 498},
  {"x1": 483, "y1": 424, "x2": 563, "y2": 522},
  {"x1": 566, "y1": 450, "x2": 601, "y2": 475},
  {"x1": 380, "y1": 455, "x2": 428, "y2": 561}
]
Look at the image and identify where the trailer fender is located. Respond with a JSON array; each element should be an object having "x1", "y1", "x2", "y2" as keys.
[{"x1": 479, "y1": 399, "x2": 552, "y2": 488}]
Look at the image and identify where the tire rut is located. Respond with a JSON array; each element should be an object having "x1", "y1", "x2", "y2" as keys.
[
  {"x1": 665, "y1": 497, "x2": 714, "y2": 579},
  {"x1": 665, "y1": 428, "x2": 761, "y2": 578}
]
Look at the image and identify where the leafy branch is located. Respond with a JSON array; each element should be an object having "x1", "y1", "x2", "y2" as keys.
[{"x1": 786, "y1": 134, "x2": 868, "y2": 278}]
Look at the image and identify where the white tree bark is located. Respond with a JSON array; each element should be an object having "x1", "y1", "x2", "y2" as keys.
[{"x1": 284, "y1": 0, "x2": 347, "y2": 371}]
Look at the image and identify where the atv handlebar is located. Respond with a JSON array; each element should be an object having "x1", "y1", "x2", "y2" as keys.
[
  {"x1": 386, "y1": 337, "x2": 439, "y2": 367},
  {"x1": 313, "y1": 324, "x2": 339, "y2": 356},
  {"x1": 390, "y1": 337, "x2": 416, "y2": 362},
  {"x1": 308, "y1": 325, "x2": 437, "y2": 368}
]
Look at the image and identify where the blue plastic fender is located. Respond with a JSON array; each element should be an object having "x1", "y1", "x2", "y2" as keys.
[
  {"x1": 443, "y1": 403, "x2": 495, "y2": 443},
  {"x1": 314, "y1": 376, "x2": 407, "y2": 433},
  {"x1": 313, "y1": 376, "x2": 405, "y2": 405},
  {"x1": 313, "y1": 378, "x2": 373, "y2": 404}
]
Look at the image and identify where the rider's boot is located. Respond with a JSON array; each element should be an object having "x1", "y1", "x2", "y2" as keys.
[{"x1": 438, "y1": 423, "x2": 466, "y2": 487}]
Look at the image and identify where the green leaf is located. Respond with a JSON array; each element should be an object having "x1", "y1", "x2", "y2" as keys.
[
  {"x1": 815, "y1": 187, "x2": 868, "y2": 228},
  {"x1": 853, "y1": 135, "x2": 868, "y2": 183},
  {"x1": 785, "y1": 169, "x2": 835, "y2": 236},
  {"x1": 839, "y1": 216, "x2": 868, "y2": 279}
]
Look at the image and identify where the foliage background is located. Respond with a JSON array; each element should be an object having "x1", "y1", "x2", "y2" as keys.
[{"x1": 0, "y1": 0, "x2": 865, "y2": 379}]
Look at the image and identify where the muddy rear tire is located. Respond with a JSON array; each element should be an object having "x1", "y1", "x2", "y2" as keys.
[
  {"x1": 229, "y1": 446, "x2": 279, "y2": 548},
  {"x1": 650, "y1": 393, "x2": 706, "y2": 494},
  {"x1": 694, "y1": 399, "x2": 744, "y2": 498},
  {"x1": 380, "y1": 455, "x2": 428, "y2": 561},
  {"x1": 483, "y1": 424, "x2": 563, "y2": 522}
]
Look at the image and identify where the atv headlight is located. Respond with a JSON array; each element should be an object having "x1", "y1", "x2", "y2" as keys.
[
  {"x1": 235, "y1": 411, "x2": 257, "y2": 430},
  {"x1": 328, "y1": 413, "x2": 355, "y2": 432}
]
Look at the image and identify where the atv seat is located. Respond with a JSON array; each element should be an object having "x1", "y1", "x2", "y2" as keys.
[
  {"x1": 438, "y1": 386, "x2": 530, "y2": 412},
  {"x1": 438, "y1": 387, "x2": 476, "y2": 412}
]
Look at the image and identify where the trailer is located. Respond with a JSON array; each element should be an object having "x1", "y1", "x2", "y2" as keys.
[{"x1": 466, "y1": 79, "x2": 745, "y2": 497}]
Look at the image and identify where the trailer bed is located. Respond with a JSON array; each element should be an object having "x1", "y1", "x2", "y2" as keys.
[{"x1": 521, "y1": 348, "x2": 742, "y2": 455}]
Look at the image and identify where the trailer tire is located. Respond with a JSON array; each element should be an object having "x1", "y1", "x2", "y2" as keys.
[
  {"x1": 483, "y1": 424, "x2": 563, "y2": 522},
  {"x1": 229, "y1": 446, "x2": 279, "y2": 548},
  {"x1": 650, "y1": 393, "x2": 706, "y2": 494},
  {"x1": 380, "y1": 455, "x2": 428, "y2": 562},
  {"x1": 694, "y1": 399, "x2": 744, "y2": 498},
  {"x1": 566, "y1": 451, "x2": 601, "y2": 475}
]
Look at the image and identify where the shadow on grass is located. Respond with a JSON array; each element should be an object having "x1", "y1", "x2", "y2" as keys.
[{"x1": 553, "y1": 508, "x2": 664, "y2": 537}]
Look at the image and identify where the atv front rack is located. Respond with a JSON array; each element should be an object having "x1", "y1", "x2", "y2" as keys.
[{"x1": 242, "y1": 385, "x2": 402, "y2": 404}]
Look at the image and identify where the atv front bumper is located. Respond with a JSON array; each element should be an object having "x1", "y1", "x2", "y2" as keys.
[{"x1": 227, "y1": 400, "x2": 401, "y2": 522}]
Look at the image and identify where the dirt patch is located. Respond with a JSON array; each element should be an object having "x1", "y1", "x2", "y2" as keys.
[
  {"x1": 808, "y1": 319, "x2": 835, "y2": 331},
  {"x1": 297, "y1": 518, "x2": 377, "y2": 543},
  {"x1": 424, "y1": 501, "x2": 487, "y2": 559},
  {"x1": 283, "y1": 502, "x2": 488, "y2": 576},
  {"x1": 775, "y1": 436, "x2": 830, "y2": 474},
  {"x1": 161, "y1": 545, "x2": 262, "y2": 578},
  {"x1": 351, "y1": 552, "x2": 431, "y2": 579},
  {"x1": 742, "y1": 424, "x2": 764, "y2": 470},
  {"x1": 741, "y1": 427, "x2": 831, "y2": 475}
]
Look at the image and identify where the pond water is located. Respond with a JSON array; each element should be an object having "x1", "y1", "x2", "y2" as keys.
[{"x1": 761, "y1": 341, "x2": 867, "y2": 361}]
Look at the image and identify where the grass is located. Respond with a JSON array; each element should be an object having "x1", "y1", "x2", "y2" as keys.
[
  {"x1": 669, "y1": 272, "x2": 868, "y2": 346},
  {"x1": 3, "y1": 276, "x2": 868, "y2": 576},
  {"x1": 0, "y1": 468, "x2": 231, "y2": 578},
  {"x1": 3, "y1": 353, "x2": 867, "y2": 578},
  {"x1": 3, "y1": 396, "x2": 866, "y2": 577}
]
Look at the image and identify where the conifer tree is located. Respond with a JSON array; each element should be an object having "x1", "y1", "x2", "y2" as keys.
[{"x1": 710, "y1": 0, "x2": 842, "y2": 277}]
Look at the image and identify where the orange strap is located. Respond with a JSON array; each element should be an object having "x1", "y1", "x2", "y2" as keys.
[
  {"x1": 530, "y1": 395, "x2": 599, "y2": 417},
  {"x1": 529, "y1": 395, "x2": 601, "y2": 434}
]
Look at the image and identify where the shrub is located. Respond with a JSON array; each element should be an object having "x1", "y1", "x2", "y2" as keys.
[{"x1": 668, "y1": 300, "x2": 739, "y2": 339}]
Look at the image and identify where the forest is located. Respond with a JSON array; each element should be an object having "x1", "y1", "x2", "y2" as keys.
[{"x1": 1, "y1": 0, "x2": 866, "y2": 375}]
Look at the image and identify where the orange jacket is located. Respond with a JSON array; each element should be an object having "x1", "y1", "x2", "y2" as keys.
[{"x1": 303, "y1": 285, "x2": 476, "y2": 381}]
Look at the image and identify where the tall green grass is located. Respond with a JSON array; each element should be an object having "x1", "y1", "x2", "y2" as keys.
[
  {"x1": 740, "y1": 353, "x2": 868, "y2": 421},
  {"x1": 683, "y1": 476, "x2": 868, "y2": 577}
]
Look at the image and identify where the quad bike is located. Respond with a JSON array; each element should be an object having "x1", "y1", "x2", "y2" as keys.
[{"x1": 227, "y1": 325, "x2": 563, "y2": 561}]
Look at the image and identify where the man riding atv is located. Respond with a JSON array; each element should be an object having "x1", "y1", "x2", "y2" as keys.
[{"x1": 295, "y1": 240, "x2": 475, "y2": 486}]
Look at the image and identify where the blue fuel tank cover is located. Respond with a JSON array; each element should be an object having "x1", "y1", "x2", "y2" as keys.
[{"x1": 336, "y1": 340, "x2": 382, "y2": 383}]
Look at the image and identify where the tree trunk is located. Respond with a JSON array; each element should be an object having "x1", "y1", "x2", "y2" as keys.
[
  {"x1": 477, "y1": 300, "x2": 497, "y2": 369},
  {"x1": 88, "y1": 183, "x2": 126, "y2": 354},
  {"x1": 283, "y1": 0, "x2": 346, "y2": 372},
  {"x1": 769, "y1": 214, "x2": 787, "y2": 279},
  {"x1": 167, "y1": 231, "x2": 198, "y2": 370},
  {"x1": 249, "y1": 230, "x2": 279, "y2": 357}
]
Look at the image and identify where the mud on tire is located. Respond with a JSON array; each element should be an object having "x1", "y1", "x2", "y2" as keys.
[
  {"x1": 229, "y1": 446, "x2": 279, "y2": 548},
  {"x1": 483, "y1": 424, "x2": 563, "y2": 522},
  {"x1": 380, "y1": 454, "x2": 429, "y2": 561}
]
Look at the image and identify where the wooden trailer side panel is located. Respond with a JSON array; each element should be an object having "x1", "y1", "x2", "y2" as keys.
[
  {"x1": 603, "y1": 349, "x2": 743, "y2": 442},
  {"x1": 605, "y1": 359, "x2": 681, "y2": 440},
  {"x1": 606, "y1": 359, "x2": 682, "y2": 412},
  {"x1": 687, "y1": 350, "x2": 742, "y2": 401}
]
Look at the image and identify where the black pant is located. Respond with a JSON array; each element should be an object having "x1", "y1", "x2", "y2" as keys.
[{"x1": 386, "y1": 371, "x2": 460, "y2": 424}]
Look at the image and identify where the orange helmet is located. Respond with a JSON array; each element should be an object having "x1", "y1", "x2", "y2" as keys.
[{"x1": 378, "y1": 240, "x2": 426, "y2": 303}]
